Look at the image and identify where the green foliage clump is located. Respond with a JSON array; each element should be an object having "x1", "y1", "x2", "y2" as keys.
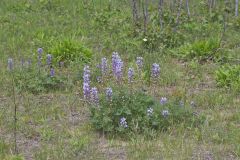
[
  {"x1": 49, "y1": 39, "x2": 92, "y2": 64},
  {"x1": 14, "y1": 69, "x2": 69, "y2": 94},
  {"x1": 90, "y1": 88, "x2": 204, "y2": 136},
  {"x1": 143, "y1": 27, "x2": 185, "y2": 51},
  {"x1": 215, "y1": 65, "x2": 240, "y2": 91},
  {"x1": 172, "y1": 38, "x2": 220, "y2": 61}
]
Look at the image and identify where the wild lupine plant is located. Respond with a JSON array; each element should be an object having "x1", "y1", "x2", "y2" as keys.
[
  {"x1": 90, "y1": 86, "x2": 204, "y2": 135},
  {"x1": 105, "y1": 87, "x2": 113, "y2": 101},
  {"x1": 160, "y1": 97, "x2": 167, "y2": 105},
  {"x1": 91, "y1": 87, "x2": 99, "y2": 105},
  {"x1": 128, "y1": 68, "x2": 134, "y2": 83},
  {"x1": 119, "y1": 117, "x2": 128, "y2": 128},
  {"x1": 37, "y1": 48, "x2": 43, "y2": 67},
  {"x1": 112, "y1": 52, "x2": 123, "y2": 82},
  {"x1": 50, "y1": 67, "x2": 55, "y2": 77},
  {"x1": 101, "y1": 57, "x2": 108, "y2": 76},
  {"x1": 136, "y1": 57, "x2": 143, "y2": 72},
  {"x1": 47, "y1": 54, "x2": 52, "y2": 66},
  {"x1": 12, "y1": 48, "x2": 69, "y2": 94},
  {"x1": 7, "y1": 58, "x2": 18, "y2": 153},
  {"x1": 151, "y1": 63, "x2": 160, "y2": 79},
  {"x1": 88, "y1": 53, "x2": 205, "y2": 136},
  {"x1": 83, "y1": 65, "x2": 91, "y2": 100}
]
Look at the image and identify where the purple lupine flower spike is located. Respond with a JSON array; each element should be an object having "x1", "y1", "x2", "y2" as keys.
[
  {"x1": 151, "y1": 63, "x2": 160, "y2": 78},
  {"x1": 46, "y1": 54, "x2": 52, "y2": 66},
  {"x1": 147, "y1": 107, "x2": 153, "y2": 116},
  {"x1": 37, "y1": 48, "x2": 43, "y2": 54},
  {"x1": 106, "y1": 87, "x2": 113, "y2": 101},
  {"x1": 115, "y1": 59, "x2": 123, "y2": 81},
  {"x1": 37, "y1": 48, "x2": 43, "y2": 67},
  {"x1": 160, "y1": 97, "x2": 167, "y2": 105},
  {"x1": 112, "y1": 52, "x2": 119, "y2": 75},
  {"x1": 83, "y1": 83, "x2": 90, "y2": 99},
  {"x1": 128, "y1": 68, "x2": 134, "y2": 83},
  {"x1": 50, "y1": 67, "x2": 55, "y2": 77},
  {"x1": 136, "y1": 57, "x2": 143, "y2": 71},
  {"x1": 91, "y1": 87, "x2": 99, "y2": 105},
  {"x1": 120, "y1": 117, "x2": 128, "y2": 128},
  {"x1": 162, "y1": 110, "x2": 169, "y2": 118},
  {"x1": 7, "y1": 58, "x2": 13, "y2": 71},
  {"x1": 83, "y1": 65, "x2": 91, "y2": 100},
  {"x1": 101, "y1": 57, "x2": 108, "y2": 76}
]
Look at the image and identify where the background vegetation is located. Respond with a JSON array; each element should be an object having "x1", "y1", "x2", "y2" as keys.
[{"x1": 0, "y1": 0, "x2": 239, "y2": 159}]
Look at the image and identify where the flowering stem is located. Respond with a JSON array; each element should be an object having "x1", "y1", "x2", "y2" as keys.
[{"x1": 10, "y1": 72, "x2": 18, "y2": 154}]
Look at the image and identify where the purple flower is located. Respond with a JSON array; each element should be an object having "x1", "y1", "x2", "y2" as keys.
[
  {"x1": 7, "y1": 58, "x2": 13, "y2": 71},
  {"x1": 83, "y1": 65, "x2": 91, "y2": 99},
  {"x1": 136, "y1": 57, "x2": 143, "y2": 71},
  {"x1": 128, "y1": 68, "x2": 134, "y2": 83},
  {"x1": 50, "y1": 67, "x2": 55, "y2": 77},
  {"x1": 147, "y1": 107, "x2": 153, "y2": 116},
  {"x1": 115, "y1": 59, "x2": 123, "y2": 81},
  {"x1": 83, "y1": 82, "x2": 91, "y2": 99},
  {"x1": 91, "y1": 87, "x2": 99, "y2": 105},
  {"x1": 112, "y1": 52, "x2": 119, "y2": 74},
  {"x1": 112, "y1": 52, "x2": 124, "y2": 81},
  {"x1": 151, "y1": 63, "x2": 160, "y2": 78},
  {"x1": 37, "y1": 48, "x2": 43, "y2": 54},
  {"x1": 46, "y1": 54, "x2": 52, "y2": 66},
  {"x1": 106, "y1": 87, "x2": 113, "y2": 101},
  {"x1": 162, "y1": 110, "x2": 169, "y2": 118},
  {"x1": 160, "y1": 97, "x2": 167, "y2": 105},
  {"x1": 101, "y1": 57, "x2": 108, "y2": 76},
  {"x1": 37, "y1": 48, "x2": 43, "y2": 67},
  {"x1": 119, "y1": 117, "x2": 128, "y2": 128},
  {"x1": 83, "y1": 66, "x2": 90, "y2": 83}
]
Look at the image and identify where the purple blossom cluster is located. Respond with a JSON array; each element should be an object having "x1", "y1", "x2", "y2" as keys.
[
  {"x1": 136, "y1": 57, "x2": 143, "y2": 71},
  {"x1": 119, "y1": 117, "x2": 128, "y2": 128},
  {"x1": 91, "y1": 87, "x2": 99, "y2": 105},
  {"x1": 101, "y1": 57, "x2": 108, "y2": 76},
  {"x1": 151, "y1": 63, "x2": 160, "y2": 79},
  {"x1": 47, "y1": 54, "x2": 52, "y2": 66},
  {"x1": 106, "y1": 87, "x2": 113, "y2": 101},
  {"x1": 162, "y1": 110, "x2": 169, "y2": 118},
  {"x1": 83, "y1": 65, "x2": 91, "y2": 99},
  {"x1": 37, "y1": 48, "x2": 43, "y2": 66},
  {"x1": 160, "y1": 97, "x2": 167, "y2": 105},
  {"x1": 112, "y1": 52, "x2": 123, "y2": 81},
  {"x1": 147, "y1": 107, "x2": 153, "y2": 116},
  {"x1": 50, "y1": 67, "x2": 55, "y2": 77},
  {"x1": 128, "y1": 68, "x2": 134, "y2": 83}
]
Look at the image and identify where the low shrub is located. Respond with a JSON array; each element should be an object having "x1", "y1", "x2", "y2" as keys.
[
  {"x1": 172, "y1": 38, "x2": 220, "y2": 61},
  {"x1": 49, "y1": 39, "x2": 92, "y2": 64},
  {"x1": 215, "y1": 65, "x2": 240, "y2": 91},
  {"x1": 14, "y1": 68, "x2": 69, "y2": 94},
  {"x1": 90, "y1": 87, "x2": 205, "y2": 136}
]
